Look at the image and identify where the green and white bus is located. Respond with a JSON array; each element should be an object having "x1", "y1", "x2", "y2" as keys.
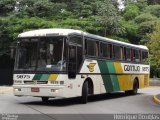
[{"x1": 13, "y1": 28, "x2": 150, "y2": 103}]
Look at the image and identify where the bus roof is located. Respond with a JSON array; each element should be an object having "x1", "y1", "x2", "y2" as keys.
[
  {"x1": 18, "y1": 28, "x2": 82, "y2": 37},
  {"x1": 18, "y1": 28, "x2": 148, "y2": 50}
]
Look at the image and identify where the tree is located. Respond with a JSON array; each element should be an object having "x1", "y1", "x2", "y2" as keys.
[
  {"x1": 16, "y1": 0, "x2": 67, "y2": 19},
  {"x1": 59, "y1": 17, "x2": 102, "y2": 34},
  {"x1": 134, "y1": 13, "x2": 158, "y2": 23},
  {"x1": 121, "y1": 20, "x2": 139, "y2": 44},
  {"x1": 0, "y1": 0, "x2": 16, "y2": 16},
  {"x1": 145, "y1": 5, "x2": 160, "y2": 18},
  {"x1": 123, "y1": 4, "x2": 140, "y2": 20},
  {"x1": 97, "y1": 0, "x2": 124, "y2": 37},
  {"x1": 147, "y1": 0, "x2": 160, "y2": 5},
  {"x1": 147, "y1": 23, "x2": 160, "y2": 67},
  {"x1": 134, "y1": 13, "x2": 158, "y2": 43},
  {"x1": 0, "y1": 18, "x2": 12, "y2": 56}
]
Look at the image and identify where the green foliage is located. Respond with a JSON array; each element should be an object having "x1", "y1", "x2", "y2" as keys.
[
  {"x1": 147, "y1": 0, "x2": 160, "y2": 5},
  {"x1": 134, "y1": 13, "x2": 158, "y2": 23},
  {"x1": 123, "y1": 4, "x2": 140, "y2": 20},
  {"x1": 0, "y1": 0, "x2": 16, "y2": 16},
  {"x1": 134, "y1": 13, "x2": 159, "y2": 44},
  {"x1": 109, "y1": 35, "x2": 129, "y2": 43},
  {"x1": 17, "y1": 0, "x2": 67, "y2": 18},
  {"x1": 145, "y1": 5, "x2": 160, "y2": 18},
  {"x1": 121, "y1": 20, "x2": 139, "y2": 44},
  {"x1": 135, "y1": 0, "x2": 148, "y2": 10},
  {"x1": 59, "y1": 17, "x2": 102, "y2": 34},
  {"x1": 147, "y1": 23, "x2": 160, "y2": 67},
  {"x1": 97, "y1": 0, "x2": 124, "y2": 36}
]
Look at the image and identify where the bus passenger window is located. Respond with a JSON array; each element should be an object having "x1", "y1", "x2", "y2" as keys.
[
  {"x1": 113, "y1": 45, "x2": 123, "y2": 60},
  {"x1": 69, "y1": 36, "x2": 82, "y2": 45},
  {"x1": 133, "y1": 49, "x2": 140, "y2": 62},
  {"x1": 124, "y1": 47, "x2": 131, "y2": 61},
  {"x1": 100, "y1": 43, "x2": 108, "y2": 58},
  {"x1": 108, "y1": 44, "x2": 112, "y2": 59},
  {"x1": 86, "y1": 40, "x2": 98, "y2": 57},
  {"x1": 142, "y1": 51, "x2": 148, "y2": 63}
]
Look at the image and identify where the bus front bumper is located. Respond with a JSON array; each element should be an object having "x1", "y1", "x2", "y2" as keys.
[{"x1": 13, "y1": 85, "x2": 65, "y2": 97}]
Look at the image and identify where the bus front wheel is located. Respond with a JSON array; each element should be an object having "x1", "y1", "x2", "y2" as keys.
[
  {"x1": 41, "y1": 97, "x2": 49, "y2": 103},
  {"x1": 81, "y1": 81, "x2": 88, "y2": 104}
]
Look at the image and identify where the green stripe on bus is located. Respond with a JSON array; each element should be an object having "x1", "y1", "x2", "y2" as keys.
[
  {"x1": 97, "y1": 60, "x2": 113, "y2": 92},
  {"x1": 106, "y1": 62, "x2": 120, "y2": 92},
  {"x1": 33, "y1": 74, "x2": 42, "y2": 80},
  {"x1": 40, "y1": 74, "x2": 50, "y2": 81}
]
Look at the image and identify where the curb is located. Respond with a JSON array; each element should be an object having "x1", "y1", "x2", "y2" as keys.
[
  {"x1": 153, "y1": 94, "x2": 160, "y2": 104},
  {"x1": 0, "y1": 87, "x2": 13, "y2": 94}
]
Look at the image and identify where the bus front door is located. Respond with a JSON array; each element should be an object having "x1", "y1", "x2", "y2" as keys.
[{"x1": 68, "y1": 45, "x2": 77, "y2": 79}]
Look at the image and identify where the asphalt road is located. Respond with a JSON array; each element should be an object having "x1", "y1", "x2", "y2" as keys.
[{"x1": 0, "y1": 87, "x2": 160, "y2": 120}]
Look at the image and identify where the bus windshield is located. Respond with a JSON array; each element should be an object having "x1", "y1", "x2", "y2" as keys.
[{"x1": 15, "y1": 37, "x2": 66, "y2": 71}]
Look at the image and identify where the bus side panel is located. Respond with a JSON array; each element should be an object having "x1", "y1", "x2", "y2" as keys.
[
  {"x1": 136, "y1": 75, "x2": 144, "y2": 88},
  {"x1": 116, "y1": 75, "x2": 132, "y2": 91},
  {"x1": 80, "y1": 60, "x2": 104, "y2": 94},
  {"x1": 137, "y1": 74, "x2": 149, "y2": 88},
  {"x1": 97, "y1": 60, "x2": 121, "y2": 93},
  {"x1": 113, "y1": 62, "x2": 132, "y2": 91},
  {"x1": 63, "y1": 75, "x2": 84, "y2": 98},
  {"x1": 113, "y1": 62, "x2": 149, "y2": 91}
]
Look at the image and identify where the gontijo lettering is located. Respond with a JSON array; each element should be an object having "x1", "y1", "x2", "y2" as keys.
[{"x1": 124, "y1": 65, "x2": 140, "y2": 72}]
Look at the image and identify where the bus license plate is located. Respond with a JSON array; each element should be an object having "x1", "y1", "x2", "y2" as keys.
[{"x1": 31, "y1": 88, "x2": 39, "y2": 92}]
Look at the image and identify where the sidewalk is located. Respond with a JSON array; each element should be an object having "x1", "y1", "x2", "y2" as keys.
[
  {"x1": 150, "y1": 78, "x2": 160, "y2": 104},
  {"x1": 150, "y1": 78, "x2": 160, "y2": 86},
  {"x1": 0, "y1": 86, "x2": 13, "y2": 94}
]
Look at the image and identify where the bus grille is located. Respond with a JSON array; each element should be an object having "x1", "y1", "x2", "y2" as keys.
[{"x1": 24, "y1": 81, "x2": 48, "y2": 85}]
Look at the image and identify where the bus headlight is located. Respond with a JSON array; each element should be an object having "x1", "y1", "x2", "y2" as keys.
[
  {"x1": 51, "y1": 89, "x2": 59, "y2": 93},
  {"x1": 14, "y1": 88, "x2": 21, "y2": 91}
]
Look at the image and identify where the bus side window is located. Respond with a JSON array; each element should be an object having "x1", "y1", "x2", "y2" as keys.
[
  {"x1": 133, "y1": 49, "x2": 140, "y2": 62},
  {"x1": 108, "y1": 44, "x2": 112, "y2": 59},
  {"x1": 142, "y1": 51, "x2": 148, "y2": 63},
  {"x1": 124, "y1": 47, "x2": 131, "y2": 61},
  {"x1": 85, "y1": 39, "x2": 87, "y2": 55},
  {"x1": 113, "y1": 45, "x2": 123, "y2": 60},
  {"x1": 100, "y1": 42, "x2": 108, "y2": 58},
  {"x1": 120, "y1": 47, "x2": 123, "y2": 60},
  {"x1": 96, "y1": 41, "x2": 99, "y2": 57},
  {"x1": 85, "y1": 39, "x2": 98, "y2": 57},
  {"x1": 139, "y1": 50, "x2": 141, "y2": 62}
]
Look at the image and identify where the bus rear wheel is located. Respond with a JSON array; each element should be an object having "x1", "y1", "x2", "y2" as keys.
[
  {"x1": 41, "y1": 97, "x2": 49, "y2": 103},
  {"x1": 125, "y1": 80, "x2": 139, "y2": 95},
  {"x1": 81, "y1": 81, "x2": 88, "y2": 104}
]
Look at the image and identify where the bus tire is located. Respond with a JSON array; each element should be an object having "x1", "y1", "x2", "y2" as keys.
[
  {"x1": 81, "y1": 81, "x2": 88, "y2": 104},
  {"x1": 41, "y1": 97, "x2": 49, "y2": 103},
  {"x1": 125, "y1": 80, "x2": 139, "y2": 95}
]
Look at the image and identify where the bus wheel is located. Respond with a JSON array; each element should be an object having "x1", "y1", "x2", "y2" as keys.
[
  {"x1": 125, "y1": 80, "x2": 139, "y2": 95},
  {"x1": 131, "y1": 80, "x2": 139, "y2": 95},
  {"x1": 81, "y1": 81, "x2": 88, "y2": 104},
  {"x1": 41, "y1": 97, "x2": 49, "y2": 103}
]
